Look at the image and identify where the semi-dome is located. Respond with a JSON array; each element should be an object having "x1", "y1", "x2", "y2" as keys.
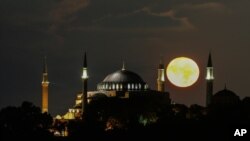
[{"x1": 97, "y1": 68, "x2": 149, "y2": 91}]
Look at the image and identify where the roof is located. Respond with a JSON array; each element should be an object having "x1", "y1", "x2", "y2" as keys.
[
  {"x1": 214, "y1": 88, "x2": 238, "y2": 98},
  {"x1": 103, "y1": 69, "x2": 145, "y2": 84}
]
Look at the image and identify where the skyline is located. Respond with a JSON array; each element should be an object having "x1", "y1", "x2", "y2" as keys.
[{"x1": 1, "y1": 0, "x2": 250, "y2": 116}]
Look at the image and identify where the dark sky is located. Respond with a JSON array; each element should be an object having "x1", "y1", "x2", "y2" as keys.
[{"x1": 1, "y1": 0, "x2": 250, "y2": 116}]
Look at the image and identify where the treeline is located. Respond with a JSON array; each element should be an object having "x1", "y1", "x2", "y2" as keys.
[
  {"x1": 0, "y1": 101, "x2": 53, "y2": 140},
  {"x1": 1, "y1": 98, "x2": 250, "y2": 140}
]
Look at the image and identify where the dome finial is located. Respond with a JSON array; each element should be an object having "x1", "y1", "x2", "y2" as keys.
[{"x1": 122, "y1": 61, "x2": 126, "y2": 71}]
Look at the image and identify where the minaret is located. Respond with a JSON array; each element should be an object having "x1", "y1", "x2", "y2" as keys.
[
  {"x1": 206, "y1": 52, "x2": 214, "y2": 107},
  {"x1": 81, "y1": 52, "x2": 88, "y2": 118},
  {"x1": 157, "y1": 57, "x2": 165, "y2": 92},
  {"x1": 42, "y1": 56, "x2": 49, "y2": 113}
]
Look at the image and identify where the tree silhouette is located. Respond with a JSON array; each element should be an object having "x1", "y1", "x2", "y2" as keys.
[{"x1": 0, "y1": 101, "x2": 53, "y2": 140}]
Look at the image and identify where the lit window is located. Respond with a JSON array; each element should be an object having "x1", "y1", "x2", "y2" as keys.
[
  {"x1": 112, "y1": 84, "x2": 115, "y2": 89},
  {"x1": 120, "y1": 84, "x2": 123, "y2": 90},
  {"x1": 135, "y1": 84, "x2": 138, "y2": 89},
  {"x1": 139, "y1": 84, "x2": 141, "y2": 89},
  {"x1": 128, "y1": 84, "x2": 130, "y2": 90},
  {"x1": 132, "y1": 84, "x2": 134, "y2": 89},
  {"x1": 116, "y1": 84, "x2": 119, "y2": 90}
]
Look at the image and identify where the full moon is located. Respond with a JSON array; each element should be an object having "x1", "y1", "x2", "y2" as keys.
[{"x1": 166, "y1": 57, "x2": 200, "y2": 87}]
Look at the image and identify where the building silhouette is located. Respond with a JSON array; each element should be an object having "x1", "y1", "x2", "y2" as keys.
[{"x1": 211, "y1": 86, "x2": 240, "y2": 106}]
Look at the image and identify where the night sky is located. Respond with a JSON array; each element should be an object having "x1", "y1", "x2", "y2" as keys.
[{"x1": 1, "y1": 0, "x2": 250, "y2": 116}]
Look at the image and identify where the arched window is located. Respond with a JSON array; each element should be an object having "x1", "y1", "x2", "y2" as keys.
[
  {"x1": 120, "y1": 84, "x2": 123, "y2": 90},
  {"x1": 139, "y1": 84, "x2": 141, "y2": 89},
  {"x1": 112, "y1": 84, "x2": 115, "y2": 90},
  {"x1": 128, "y1": 84, "x2": 131, "y2": 90},
  {"x1": 135, "y1": 84, "x2": 138, "y2": 90},
  {"x1": 116, "y1": 84, "x2": 119, "y2": 90},
  {"x1": 132, "y1": 83, "x2": 134, "y2": 90}
]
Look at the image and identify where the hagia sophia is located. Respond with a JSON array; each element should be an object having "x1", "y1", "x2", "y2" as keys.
[
  {"x1": 50, "y1": 53, "x2": 170, "y2": 120},
  {"x1": 41, "y1": 52, "x2": 242, "y2": 121}
]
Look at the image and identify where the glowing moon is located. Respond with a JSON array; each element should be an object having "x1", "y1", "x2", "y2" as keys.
[{"x1": 166, "y1": 57, "x2": 199, "y2": 87}]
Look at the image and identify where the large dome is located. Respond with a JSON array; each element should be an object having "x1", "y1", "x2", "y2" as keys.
[
  {"x1": 103, "y1": 70, "x2": 145, "y2": 83},
  {"x1": 214, "y1": 89, "x2": 238, "y2": 97},
  {"x1": 211, "y1": 87, "x2": 240, "y2": 105},
  {"x1": 97, "y1": 69, "x2": 148, "y2": 91}
]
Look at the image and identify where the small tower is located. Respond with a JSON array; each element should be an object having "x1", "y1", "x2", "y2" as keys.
[
  {"x1": 157, "y1": 57, "x2": 165, "y2": 92},
  {"x1": 42, "y1": 56, "x2": 49, "y2": 113},
  {"x1": 206, "y1": 52, "x2": 214, "y2": 107},
  {"x1": 81, "y1": 52, "x2": 88, "y2": 118}
]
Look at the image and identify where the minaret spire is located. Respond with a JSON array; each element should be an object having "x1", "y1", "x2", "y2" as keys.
[
  {"x1": 122, "y1": 61, "x2": 126, "y2": 71},
  {"x1": 157, "y1": 56, "x2": 165, "y2": 92},
  {"x1": 207, "y1": 52, "x2": 212, "y2": 67},
  {"x1": 81, "y1": 52, "x2": 88, "y2": 119},
  {"x1": 42, "y1": 56, "x2": 49, "y2": 113},
  {"x1": 206, "y1": 52, "x2": 214, "y2": 107},
  {"x1": 83, "y1": 52, "x2": 87, "y2": 68},
  {"x1": 159, "y1": 56, "x2": 164, "y2": 69},
  {"x1": 43, "y1": 56, "x2": 48, "y2": 73}
]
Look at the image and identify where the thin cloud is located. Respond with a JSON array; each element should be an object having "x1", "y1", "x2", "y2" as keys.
[
  {"x1": 50, "y1": 0, "x2": 89, "y2": 32},
  {"x1": 140, "y1": 8, "x2": 195, "y2": 31},
  {"x1": 91, "y1": 6, "x2": 195, "y2": 32},
  {"x1": 181, "y1": 2, "x2": 226, "y2": 11}
]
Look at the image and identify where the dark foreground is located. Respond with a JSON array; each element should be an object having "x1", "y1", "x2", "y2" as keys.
[{"x1": 1, "y1": 122, "x2": 249, "y2": 141}]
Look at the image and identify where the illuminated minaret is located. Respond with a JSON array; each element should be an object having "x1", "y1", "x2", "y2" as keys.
[
  {"x1": 81, "y1": 52, "x2": 88, "y2": 117},
  {"x1": 206, "y1": 52, "x2": 214, "y2": 107},
  {"x1": 157, "y1": 57, "x2": 165, "y2": 92},
  {"x1": 42, "y1": 56, "x2": 49, "y2": 113}
]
